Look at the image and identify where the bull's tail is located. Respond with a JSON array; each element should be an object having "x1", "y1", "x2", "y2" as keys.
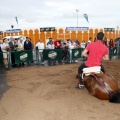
[{"x1": 109, "y1": 90, "x2": 120, "y2": 103}]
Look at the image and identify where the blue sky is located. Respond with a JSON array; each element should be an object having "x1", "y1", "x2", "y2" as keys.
[{"x1": 0, "y1": 0, "x2": 120, "y2": 31}]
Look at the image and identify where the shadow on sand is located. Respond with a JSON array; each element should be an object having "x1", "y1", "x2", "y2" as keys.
[{"x1": 0, "y1": 66, "x2": 10, "y2": 99}]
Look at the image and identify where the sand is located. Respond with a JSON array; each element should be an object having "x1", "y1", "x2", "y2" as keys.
[{"x1": 0, "y1": 60, "x2": 120, "y2": 120}]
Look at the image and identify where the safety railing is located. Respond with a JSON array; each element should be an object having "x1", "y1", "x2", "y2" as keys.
[{"x1": 0, "y1": 47, "x2": 120, "y2": 70}]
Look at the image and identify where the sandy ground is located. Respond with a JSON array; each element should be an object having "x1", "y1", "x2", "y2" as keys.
[{"x1": 0, "y1": 60, "x2": 120, "y2": 120}]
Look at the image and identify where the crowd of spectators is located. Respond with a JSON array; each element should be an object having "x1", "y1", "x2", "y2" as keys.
[
  {"x1": 0, "y1": 36, "x2": 120, "y2": 69},
  {"x1": 0, "y1": 37, "x2": 34, "y2": 69}
]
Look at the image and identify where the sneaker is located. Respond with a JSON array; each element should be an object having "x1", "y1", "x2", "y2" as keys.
[
  {"x1": 41, "y1": 62, "x2": 45, "y2": 64},
  {"x1": 78, "y1": 84, "x2": 84, "y2": 88},
  {"x1": 75, "y1": 60, "x2": 78, "y2": 62},
  {"x1": 75, "y1": 83, "x2": 84, "y2": 89}
]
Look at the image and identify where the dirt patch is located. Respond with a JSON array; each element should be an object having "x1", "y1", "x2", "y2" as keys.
[{"x1": 0, "y1": 60, "x2": 120, "y2": 120}]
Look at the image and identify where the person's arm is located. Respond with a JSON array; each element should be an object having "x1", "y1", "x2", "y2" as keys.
[
  {"x1": 36, "y1": 43, "x2": 38, "y2": 47},
  {"x1": 81, "y1": 49, "x2": 88, "y2": 57},
  {"x1": 103, "y1": 54, "x2": 109, "y2": 60}
]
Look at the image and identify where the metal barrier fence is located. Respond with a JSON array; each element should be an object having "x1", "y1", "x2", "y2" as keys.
[{"x1": 0, "y1": 47, "x2": 120, "y2": 70}]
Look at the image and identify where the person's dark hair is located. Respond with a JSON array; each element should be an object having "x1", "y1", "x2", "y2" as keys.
[
  {"x1": 89, "y1": 37, "x2": 92, "y2": 40},
  {"x1": 49, "y1": 38, "x2": 52, "y2": 41},
  {"x1": 97, "y1": 32, "x2": 104, "y2": 40},
  {"x1": 3, "y1": 38, "x2": 6, "y2": 43}
]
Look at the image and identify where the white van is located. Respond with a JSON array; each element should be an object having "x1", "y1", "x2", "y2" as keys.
[{"x1": 3, "y1": 36, "x2": 26, "y2": 43}]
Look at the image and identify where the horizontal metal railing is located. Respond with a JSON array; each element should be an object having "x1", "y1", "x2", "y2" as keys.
[{"x1": 0, "y1": 47, "x2": 119, "y2": 70}]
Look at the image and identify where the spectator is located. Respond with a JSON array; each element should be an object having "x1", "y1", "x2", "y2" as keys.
[
  {"x1": 109, "y1": 39, "x2": 114, "y2": 48},
  {"x1": 2, "y1": 38, "x2": 10, "y2": 69},
  {"x1": 47, "y1": 40, "x2": 55, "y2": 49},
  {"x1": 69, "y1": 40, "x2": 76, "y2": 63},
  {"x1": 47, "y1": 38, "x2": 53, "y2": 46},
  {"x1": 0, "y1": 40, "x2": 3, "y2": 52},
  {"x1": 103, "y1": 37, "x2": 108, "y2": 46},
  {"x1": 36, "y1": 39, "x2": 45, "y2": 64},
  {"x1": 62, "y1": 39, "x2": 70, "y2": 62},
  {"x1": 24, "y1": 37, "x2": 32, "y2": 50},
  {"x1": 62, "y1": 41, "x2": 69, "y2": 62},
  {"x1": 75, "y1": 39, "x2": 80, "y2": 48},
  {"x1": 88, "y1": 37, "x2": 92, "y2": 43},
  {"x1": 9, "y1": 37, "x2": 18, "y2": 67},
  {"x1": 47, "y1": 40, "x2": 55, "y2": 65},
  {"x1": 29, "y1": 38, "x2": 35, "y2": 63},
  {"x1": 114, "y1": 38, "x2": 120, "y2": 57},
  {"x1": 81, "y1": 40, "x2": 86, "y2": 49},
  {"x1": 115, "y1": 38, "x2": 120, "y2": 47},
  {"x1": 54, "y1": 39, "x2": 62, "y2": 64},
  {"x1": 0, "y1": 40, "x2": 3, "y2": 68},
  {"x1": 29, "y1": 38, "x2": 34, "y2": 50},
  {"x1": 17, "y1": 38, "x2": 24, "y2": 66},
  {"x1": 54, "y1": 39, "x2": 61, "y2": 49},
  {"x1": 17, "y1": 38, "x2": 24, "y2": 51},
  {"x1": 24, "y1": 37, "x2": 33, "y2": 64}
]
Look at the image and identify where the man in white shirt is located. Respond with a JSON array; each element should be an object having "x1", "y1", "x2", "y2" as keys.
[
  {"x1": 81, "y1": 40, "x2": 86, "y2": 49},
  {"x1": 36, "y1": 39, "x2": 45, "y2": 64},
  {"x1": 17, "y1": 39, "x2": 24, "y2": 51}
]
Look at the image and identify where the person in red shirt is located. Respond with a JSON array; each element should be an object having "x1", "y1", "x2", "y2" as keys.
[
  {"x1": 109, "y1": 39, "x2": 114, "y2": 48},
  {"x1": 54, "y1": 39, "x2": 61, "y2": 49},
  {"x1": 76, "y1": 32, "x2": 109, "y2": 88}
]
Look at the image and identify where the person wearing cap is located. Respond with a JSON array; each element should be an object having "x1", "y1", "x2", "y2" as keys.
[{"x1": 76, "y1": 32, "x2": 109, "y2": 89}]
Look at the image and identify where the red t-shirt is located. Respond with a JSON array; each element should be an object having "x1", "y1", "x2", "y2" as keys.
[
  {"x1": 85, "y1": 40, "x2": 108, "y2": 67},
  {"x1": 54, "y1": 40, "x2": 60, "y2": 48}
]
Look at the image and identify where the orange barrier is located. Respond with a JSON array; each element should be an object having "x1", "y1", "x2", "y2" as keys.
[{"x1": 0, "y1": 28, "x2": 119, "y2": 45}]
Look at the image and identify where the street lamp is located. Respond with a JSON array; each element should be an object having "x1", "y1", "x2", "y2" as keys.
[{"x1": 76, "y1": 9, "x2": 79, "y2": 27}]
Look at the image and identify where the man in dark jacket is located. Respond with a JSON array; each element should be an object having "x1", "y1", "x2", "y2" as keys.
[
  {"x1": 24, "y1": 37, "x2": 32, "y2": 50},
  {"x1": 24, "y1": 37, "x2": 33, "y2": 64}
]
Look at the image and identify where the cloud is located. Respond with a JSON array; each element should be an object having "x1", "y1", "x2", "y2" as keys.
[{"x1": 0, "y1": 0, "x2": 120, "y2": 30}]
